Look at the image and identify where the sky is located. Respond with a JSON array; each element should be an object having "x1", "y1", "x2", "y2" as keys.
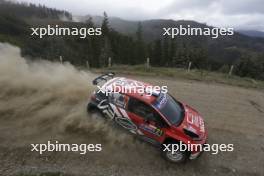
[{"x1": 16, "y1": 0, "x2": 264, "y2": 31}]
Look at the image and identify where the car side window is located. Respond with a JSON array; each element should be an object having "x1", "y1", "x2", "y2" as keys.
[
  {"x1": 109, "y1": 92, "x2": 126, "y2": 108},
  {"x1": 128, "y1": 97, "x2": 168, "y2": 127},
  {"x1": 151, "y1": 111, "x2": 168, "y2": 127},
  {"x1": 127, "y1": 98, "x2": 152, "y2": 119}
]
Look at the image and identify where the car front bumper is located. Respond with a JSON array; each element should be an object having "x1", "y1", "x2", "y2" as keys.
[{"x1": 189, "y1": 150, "x2": 204, "y2": 159}]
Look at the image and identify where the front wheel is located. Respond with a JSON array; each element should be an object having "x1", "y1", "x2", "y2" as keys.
[{"x1": 161, "y1": 142, "x2": 188, "y2": 163}]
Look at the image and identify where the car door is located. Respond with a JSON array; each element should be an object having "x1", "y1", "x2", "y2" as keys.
[
  {"x1": 108, "y1": 92, "x2": 138, "y2": 133},
  {"x1": 127, "y1": 97, "x2": 167, "y2": 143}
]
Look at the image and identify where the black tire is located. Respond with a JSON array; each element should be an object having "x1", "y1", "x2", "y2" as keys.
[
  {"x1": 87, "y1": 103, "x2": 104, "y2": 117},
  {"x1": 161, "y1": 141, "x2": 189, "y2": 163},
  {"x1": 87, "y1": 102, "x2": 96, "y2": 113}
]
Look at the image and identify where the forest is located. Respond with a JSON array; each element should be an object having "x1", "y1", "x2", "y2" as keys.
[{"x1": 0, "y1": 0, "x2": 264, "y2": 80}]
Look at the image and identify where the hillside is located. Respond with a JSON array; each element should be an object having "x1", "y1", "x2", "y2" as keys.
[
  {"x1": 0, "y1": 1, "x2": 138, "y2": 68},
  {"x1": 0, "y1": 1, "x2": 263, "y2": 80},
  {"x1": 84, "y1": 14, "x2": 264, "y2": 42},
  {"x1": 80, "y1": 15, "x2": 264, "y2": 64},
  {"x1": 0, "y1": 0, "x2": 72, "y2": 20},
  {"x1": 238, "y1": 30, "x2": 264, "y2": 38}
]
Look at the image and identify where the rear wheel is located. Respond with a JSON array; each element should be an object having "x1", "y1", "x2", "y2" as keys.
[
  {"x1": 87, "y1": 103, "x2": 104, "y2": 117},
  {"x1": 87, "y1": 102, "x2": 96, "y2": 113}
]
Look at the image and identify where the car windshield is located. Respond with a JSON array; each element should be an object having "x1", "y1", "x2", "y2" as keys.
[{"x1": 152, "y1": 93, "x2": 184, "y2": 125}]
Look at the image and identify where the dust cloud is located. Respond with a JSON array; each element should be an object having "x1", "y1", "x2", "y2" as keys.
[
  {"x1": 0, "y1": 42, "x2": 132, "y2": 147},
  {"x1": 0, "y1": 43, "x2": 158, "y2": 176}
]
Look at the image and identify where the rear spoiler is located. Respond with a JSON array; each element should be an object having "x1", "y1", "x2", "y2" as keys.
[{"x1": 92, "y1": 72, "x2": 115, "y2": 85}]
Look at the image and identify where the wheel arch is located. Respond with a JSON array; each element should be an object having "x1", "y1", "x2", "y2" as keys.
[{"x1": 163, "y1": 137, "x2": 180, "y2": 145}]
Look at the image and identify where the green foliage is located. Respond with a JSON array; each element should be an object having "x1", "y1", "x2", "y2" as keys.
[
  {"x1": 0, "y1": 1, "x2": 263, "y2": 80},
  {"x1": 218, "y1": 64, "x2": 230, "y2": 73},
  {"x1": 134, "y1": 22, "x2": 145, "y2": 64},
  {"x1": 0, "y1": 0, "x2": 72, "y2": 20},
  {"x1": 235, "y1": 55, "x2": 264, "y2": 79},
  {"x1": 101, "y1": 12, "x2": 109, "y2": 36}
]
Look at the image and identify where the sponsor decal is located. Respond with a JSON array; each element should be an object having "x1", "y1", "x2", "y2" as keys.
[
  {"x1": 139, "y1": 124, "x2": 163, "y2": 136},
  {"x1": 187, "y1": 112, "x2": 205, "y2": 132},
  {"x1": 154, "y1": 93, "x2": 167, "y2": 109},
  {"x1": 98, "y1": 101, "x2": 138, "y2": 133}
]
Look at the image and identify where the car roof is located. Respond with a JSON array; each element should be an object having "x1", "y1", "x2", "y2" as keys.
[{"x1": 102, "y1": 77, "x2": 158, "y2": 104}]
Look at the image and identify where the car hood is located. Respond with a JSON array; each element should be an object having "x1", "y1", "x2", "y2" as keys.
[{"x1": 180, "y1": 104, "x2": 206, "y2": 138}]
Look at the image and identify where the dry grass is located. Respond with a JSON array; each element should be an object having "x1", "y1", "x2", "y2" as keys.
[{"x1": 91, "y1": 64, "x2": 264, "y2": 90}]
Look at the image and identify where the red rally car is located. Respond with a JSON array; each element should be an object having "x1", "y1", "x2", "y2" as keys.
[{"x1": 87, "y1": 73, "x2": 207, "y2": 163}]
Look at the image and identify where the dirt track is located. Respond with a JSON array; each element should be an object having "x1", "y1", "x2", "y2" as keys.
[{"x1": 0, "y1": 43, "x2": 264, "y2": 176}]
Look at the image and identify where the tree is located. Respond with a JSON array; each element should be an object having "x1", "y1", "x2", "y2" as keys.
[
  {"x1": 235, "y1": 56, "x2": 261, "y2": 79},
  {"x1": 169, "y1": 39, "x2": 176, "y2": 66},
  {"x1": 101, "y1": 11, "x2": 109, "y2": 36},
  {"x1": 162, "y1": 37, "x2": 169, "y2": 66},
  {"x1": 136, "y1": 22, "x2": 142, "y2": 42},
  {"x1": 85, "y1": 16, "x2": 94, "y2": 27},
  {"x1": 99, "y1": 12, "x2": 112, "y2": 67},
  {"x1": 135, "y1": 22, "x2": 145, "y2": 64},
  {"x1": 152, "y1": 40, "x2": 162, "y2": 66},
  {"x1": 193, "y1": 48, "x2": 208, "y2": 75},
  {"x1": 173, "y1": 43, "x2": 188, "y2": 67}
]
